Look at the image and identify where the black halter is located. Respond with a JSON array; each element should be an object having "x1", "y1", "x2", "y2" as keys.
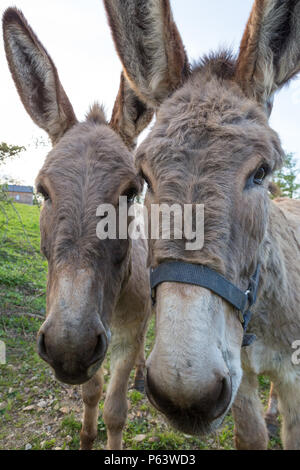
[{"x1": 150, "y1": 262, "x2": 261, "y2": 347}]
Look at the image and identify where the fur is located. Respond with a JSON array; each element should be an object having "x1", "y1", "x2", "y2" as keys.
[
  {"x1": 110, "y1": 72, "x2": 154, "y2": 149},
  {"x1": 236, "y1": 0, "x2": 300, "y2": 103},
  {"x1": 103, "y1": 0, "x2": 190, "y2": 108},
  {"x1": 3, "y1": 8, "x2": 77, "y2": 144}
]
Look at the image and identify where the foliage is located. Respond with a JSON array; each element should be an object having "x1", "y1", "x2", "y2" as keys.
[
  {"x1": 0, "y1": 142, "x2": 25, "y2": 166},
  {"x1": 0, "y1": 142, "x2": 26, "y2": 204},
  {"x1": 273, "y1": 152, "x2": 300, "y2": 199}
]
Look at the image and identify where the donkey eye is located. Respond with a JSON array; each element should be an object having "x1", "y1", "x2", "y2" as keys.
[
  {"x1": 37, "y1": 184, "x2": 51, "y2": 202},
  {"x1": 253, "y1": 166, "x2": 268, "y2": 185},
  {"x1": 121, "y1": 186, "x2": 137, "y2": 204},
  {"x1": 245, "y1": 164, "x2": 271, "y2": 190}
]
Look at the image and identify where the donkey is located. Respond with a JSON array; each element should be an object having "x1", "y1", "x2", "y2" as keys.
[
  {"x1": 3, "y1": 7, "x2": 154, "y2": 450},
  {"x1": 104, "y1": 0, "x2": 300, "y2": 449}
]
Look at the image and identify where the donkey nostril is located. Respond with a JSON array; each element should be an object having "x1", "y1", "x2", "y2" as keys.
[
  {"x1": 210, "y1": 375, "x2": 232, "y2": 420},
  {"x1": 87, "y1": 334, "x2": 107, "y2": 367},
  {"x1": 37, "y1": 333, "x2": 50, "y2": 363}
]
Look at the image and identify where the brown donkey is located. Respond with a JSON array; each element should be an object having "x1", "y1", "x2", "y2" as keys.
[
  {"x1": 105, "y1": 0, "x2": 300, "y2": 449},
  {"x1": 3, "y1": 8, "x2": 153, "y2": 450}
]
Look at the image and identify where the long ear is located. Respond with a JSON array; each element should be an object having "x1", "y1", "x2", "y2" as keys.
[
  {"x1": 3, "y1": 8, "x2": 77, "y2": 145},
  {"x1": 236, "y1": 0, "x2": 300, "y2": 107},
  {"x1": 110, "y1": 72, "x2": 154, "y2": 150},
  {"x1": 103, "y1": 0, "x2": 190, "y2": 108}
]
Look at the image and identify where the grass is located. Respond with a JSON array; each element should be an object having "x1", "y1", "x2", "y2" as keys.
[
  {"x1": 0, "y1": 202, "x2": 47, "y2": 315},
  {"x1": 0, "y1": 202, "x2": 282, "y2": 450}
]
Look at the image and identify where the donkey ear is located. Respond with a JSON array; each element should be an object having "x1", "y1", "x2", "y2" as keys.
[
  {"x1": 236, "y1": 0, "x2": 300, "y2": 108},
  {"x1": 110, "y1": 72, "x2": 154, "y2": 150},
  {"x1": 103, "y1": 0, "x2": 190, "y2": 109},
  {"x1": 3, "y1": 8, "x2": 77, "y2": 145}
]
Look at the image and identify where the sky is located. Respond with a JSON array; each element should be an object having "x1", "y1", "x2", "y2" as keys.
[{"x1": 0, "y1": 0, "x2": 300, "y2": 185}]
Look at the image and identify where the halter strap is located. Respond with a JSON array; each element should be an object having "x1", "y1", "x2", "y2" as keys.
[{"x1": 150, "y1": 262, "x2": 261, "y2": 347}]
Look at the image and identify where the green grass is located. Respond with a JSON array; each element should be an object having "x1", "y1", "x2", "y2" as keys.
[
  {"x1": 0, "y1": 202, "x2": 47, "y2": 315},
  {"x1": 0, "y1": 201, "x2": 282, "y2": 450}
]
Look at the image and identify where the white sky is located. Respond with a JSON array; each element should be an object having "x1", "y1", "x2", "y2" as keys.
[{"x1": 0, "y1": 0, "x2": 300, "y2": 185}]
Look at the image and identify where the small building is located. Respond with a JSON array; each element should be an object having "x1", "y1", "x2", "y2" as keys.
[{"x1": 6, "y1": 185, "x2": 34, "y2": 205}]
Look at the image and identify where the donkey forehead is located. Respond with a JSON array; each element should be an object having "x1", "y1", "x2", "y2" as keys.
[
  {"x1": 38, "y1": 121, "x2": 136, "y2": 192},
  {"x1": 137, "y1": 74, "x2": 283, "y2": 174}
]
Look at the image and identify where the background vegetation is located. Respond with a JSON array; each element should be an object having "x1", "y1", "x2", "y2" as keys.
[{"x1": 273, "y1": 153, "x2": 300, "y2": 199}]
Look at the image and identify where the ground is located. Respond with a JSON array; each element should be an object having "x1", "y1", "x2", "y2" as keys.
[{"x1": 0, "y1": 202, "x2": 282, "y2": 450}]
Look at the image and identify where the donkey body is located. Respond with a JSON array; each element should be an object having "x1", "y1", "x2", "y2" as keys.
[
  {"x1": 3, "y1": 8, "x2": 153, "y2": 450},
  {"x1": 233, "y1": 197, "x2": 300, "y2": 449},
  {"x1": 105, "y1": 0, "x2": 300, "y2": 449}
]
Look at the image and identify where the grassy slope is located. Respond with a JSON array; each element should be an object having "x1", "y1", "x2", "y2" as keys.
[
  {"x1": 0, "y1": 202, "x2": 47, "y2": 314},
  {"x1": 0, "y1": 202, "x2": 281, "y2": 450}
]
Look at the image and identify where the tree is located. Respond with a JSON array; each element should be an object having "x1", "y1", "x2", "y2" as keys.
[
  {"x1": 273, "y1": 152, "x2": 300, "y2": 199},
  {"x1": 0, "y1": 142, "x2": 26, "y2": 203},
  {"x1": 0, "y1": 142, "x2": 25, "y2": 166}
]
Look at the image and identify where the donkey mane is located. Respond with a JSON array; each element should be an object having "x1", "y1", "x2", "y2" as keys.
[
  {"x1": 192, "y1": 50, "x2": 236, "y2": 82},
  {"x1": 86, "y1": 102, "x2": 107, "y2": 125}
]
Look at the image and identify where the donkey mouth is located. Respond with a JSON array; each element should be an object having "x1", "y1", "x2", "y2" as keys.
[
  {"x1": 54, "y1": 371, "x2": 89, "y2": 386},
  {"x1": 52, "y1": 357, "x2": 104, "y2": 385},
  {"x1": 145, "y1": 369, "x2": 232, "y2": 436},
  {"x1": 53, "y1": 366, "x2": 97, "y2": 385}
]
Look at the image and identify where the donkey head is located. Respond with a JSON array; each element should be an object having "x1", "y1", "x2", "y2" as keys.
[
  {"x1": 105, "y1": 0, "x2": 300, "y2": 434},
  {"x1": 3, "y1": 8, "x2": 153, "y2": 385}
]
